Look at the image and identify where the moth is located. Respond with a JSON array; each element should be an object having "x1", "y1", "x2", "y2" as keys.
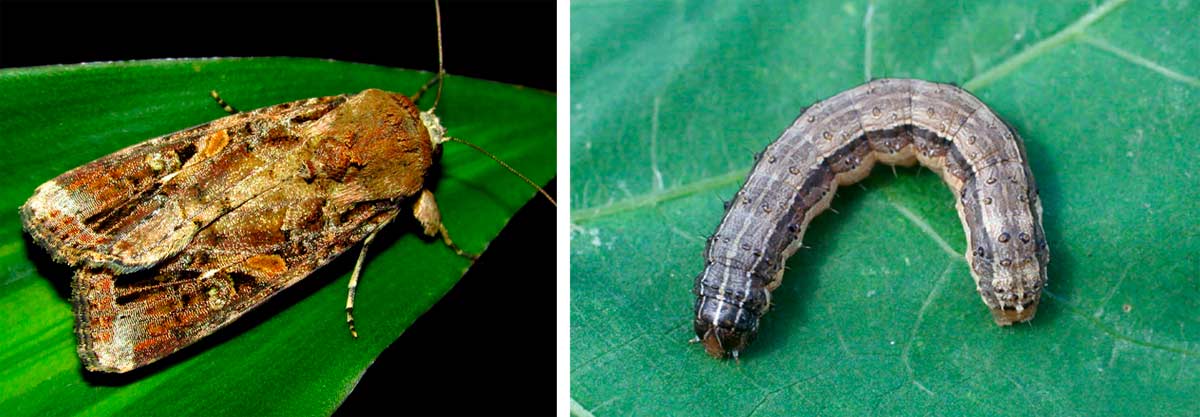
[
  {"x1": 692, "y1": 78, "x2": 1049, "y2": 359},
  {"x1": 20, "y1": 3, "x2": 553, "y2": 373}
]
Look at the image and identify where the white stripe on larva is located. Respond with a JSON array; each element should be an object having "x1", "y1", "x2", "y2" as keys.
[{"x1": 713, "y1": 191, "x2": 763, "y2": 326}]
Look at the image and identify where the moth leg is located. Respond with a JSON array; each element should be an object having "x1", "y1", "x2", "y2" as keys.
[
  {"x1": 413, "y1": 189, "x2": 478, "y2": 260},
  {"x1": 209, "y1": 90, "x2": 239, "y2": 114},
  {"x1": 345, "y1": 227, "x2": 382, "y2": 338}
]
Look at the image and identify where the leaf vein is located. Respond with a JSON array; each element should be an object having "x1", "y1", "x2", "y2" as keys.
[
  {"x1": 862, "y1": 0, "x2": 876, "y2": 82},
  {"x1": 963, "y1": 0, "x2": 1131, "y2": 91},
  {"x1": 888, "y1": 201, "x2": 961, "y2": 258},
  {"x1": 1080, "y1": 35, "x2": 1200, "y2": 88},
  {"x1": 1043, "y1": 290, "x2": 1199, "y2": 357},
  {"x1": 571, "y1": 169, "x2": 745, "y2": 223},
  {"x1": 900, "y1": 261, "x2": 954, "y2": 398}
]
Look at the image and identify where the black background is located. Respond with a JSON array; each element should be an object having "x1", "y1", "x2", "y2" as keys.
[
  {"x1": 1, "y1": 1, "x2": 556, "y2": 416},
  {"x1": 0, "y1": 0, "x2": 555, "y2": 92}
]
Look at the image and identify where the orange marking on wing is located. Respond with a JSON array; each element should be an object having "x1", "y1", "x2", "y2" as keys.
[
  {"x1": 202, "y1": 129, "x2": 231, "y2": 157},
  {"x1": 245, "y1": 254, "x2": 288, "y2": 276}
]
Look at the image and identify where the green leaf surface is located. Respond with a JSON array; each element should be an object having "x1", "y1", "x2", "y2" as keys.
[
  {"x1": 0, "y1": 58, "x2": 555, "y2": 415},
  {"x1": 570, "y1": 0, "x2": 1197, "y2": 415}
]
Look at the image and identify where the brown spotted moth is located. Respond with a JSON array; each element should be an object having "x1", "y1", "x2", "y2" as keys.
[
  {"x1": 693, "y1": 78, "x2": 1049, "y2": 359},
  {"x1": 20, "y1": 1, "x2": 554, "y2": 373}
]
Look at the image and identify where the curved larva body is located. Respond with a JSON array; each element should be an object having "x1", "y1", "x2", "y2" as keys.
[{"x1": 693, "y1": 78, "x2": 1049, "y2": 359}]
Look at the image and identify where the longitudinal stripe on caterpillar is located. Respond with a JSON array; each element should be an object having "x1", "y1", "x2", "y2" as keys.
[{"x1": 692, "y1": 78, "x2": 1049, "y2": 359}]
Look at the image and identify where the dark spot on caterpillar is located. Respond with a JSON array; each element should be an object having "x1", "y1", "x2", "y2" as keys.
[
  {"x1": 1019, "y1": 232, "x2": 1031, "y2": 243},
  {"x1": 998, "y1": 232, "x2": 1010, "y2": 243}
]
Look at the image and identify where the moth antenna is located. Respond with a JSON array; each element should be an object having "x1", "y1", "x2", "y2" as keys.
[
  {"x1": 430, "y1": 0, "x2": 446, "y2": 112},
  {"x1": 410, "y1": 0, "x2": 446, "y2": 109},
  {"x1": 447, "y1": 136, "x2": 556, "y2": 207}
]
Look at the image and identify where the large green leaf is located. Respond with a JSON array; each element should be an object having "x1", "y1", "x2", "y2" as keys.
[
  {"x1": 0, "y1": 58, "x2": 555, "y2": 415},
  {"x1": 570, "y1": 0, "x2": 1197, "y2": 415}
]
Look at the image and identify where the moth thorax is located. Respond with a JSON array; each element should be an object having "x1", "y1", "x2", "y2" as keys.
[{"x1": 420, "y1": 110, "x2": 448, "y2": 150}]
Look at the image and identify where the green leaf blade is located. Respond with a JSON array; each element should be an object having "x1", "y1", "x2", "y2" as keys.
[
  {"x1": 571, "y1": 0, "x2": 1199, "y2": 415},
  {"x1": 0, "y1": 57, "x2": 554, "y2": 416}
]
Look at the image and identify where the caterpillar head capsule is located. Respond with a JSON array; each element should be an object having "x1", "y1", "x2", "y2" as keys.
[
  {"x1": 693, "y1": 317, "x2": 756, "y2": 359},
  {"x1": 980, "y1": 255, "x2": 1047, "y2": 325},
  {"x1": 692, "y1": 266, "x2": 764, "y2": 358}
]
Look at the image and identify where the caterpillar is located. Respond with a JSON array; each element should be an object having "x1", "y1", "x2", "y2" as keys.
[{"x1": 692, "y1": 78, "x2": 1049, "y2": 359}]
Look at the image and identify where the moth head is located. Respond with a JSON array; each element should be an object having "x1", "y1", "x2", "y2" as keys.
[{"x1": 419, "y1": 109, "x2": 449, "y2": 151}]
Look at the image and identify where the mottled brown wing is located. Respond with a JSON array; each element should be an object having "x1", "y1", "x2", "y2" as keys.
[
  {"x1": 22, "y1": 89, "x2": 436, "y2": 372},
  {"x1": 71, "y1": 181, "x2": 402, "y2": 372},
  {"x1": 20, "y1": 94, "x2": 350, "y2": 272}
]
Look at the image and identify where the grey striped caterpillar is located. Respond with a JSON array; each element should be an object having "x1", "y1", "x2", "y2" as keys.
[{"x1": 692, "y1": 78, "x2": 1049, "y2": 359}]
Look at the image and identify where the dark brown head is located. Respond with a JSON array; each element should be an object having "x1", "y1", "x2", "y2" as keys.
[
  {"x1": 694, "y1": 320, "x2": 756, "y2": 359},
  {"x1": 693, "y1": 291, "x2": 760, "y2": 359}
]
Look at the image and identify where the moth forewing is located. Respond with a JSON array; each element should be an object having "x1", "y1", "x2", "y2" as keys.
[{"x1": 20, "y1": 86, "x2": 462, "y2": 373}]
